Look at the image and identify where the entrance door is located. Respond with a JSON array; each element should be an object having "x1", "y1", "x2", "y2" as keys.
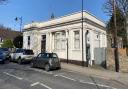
[
  {"x1": 85, "y1": 30, "x2": 91, "y2": 67},
  {"x1": 41, "y1": 35, "x2": 46, "y2": 52}
]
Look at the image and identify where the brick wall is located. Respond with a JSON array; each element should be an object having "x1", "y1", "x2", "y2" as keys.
[
  {"x1": 107, "y1": 48, "x2": 128, "y2": 72},
  {"x1": 106, "y1": 48, "x2": 115, "y2": 71}
]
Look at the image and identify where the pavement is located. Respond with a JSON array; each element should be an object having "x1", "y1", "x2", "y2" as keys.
[{"x1": 61, "y1": 62, "x2": 128, "y2": 86}]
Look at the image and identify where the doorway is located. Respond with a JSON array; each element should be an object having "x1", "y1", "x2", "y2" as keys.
[
  {"x1": 85, "y1": 30, "x2": 91, "y2": 67},
  {"x1": 41, "y1": 35, "x2": 46, "y2": 52}
]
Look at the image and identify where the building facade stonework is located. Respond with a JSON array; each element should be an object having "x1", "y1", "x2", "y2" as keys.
[{"x1": 23, "y1": 11, "x2": 107, "y2": 66}]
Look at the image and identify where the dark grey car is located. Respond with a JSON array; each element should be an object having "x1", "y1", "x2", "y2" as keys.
[{"x1": 31, "y1": 53, "x2": 61, "y2": 71}]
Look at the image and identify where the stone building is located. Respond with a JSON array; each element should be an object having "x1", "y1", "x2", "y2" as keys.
[{"x1": 23, "y1": 11, "x2": 107, "y2": 66}]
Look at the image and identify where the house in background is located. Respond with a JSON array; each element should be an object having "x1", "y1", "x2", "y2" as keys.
[
  {"x1": 107, "y1": 34, "x2": 123, "y2": 48},
  {"x1": 23, "y1": 11, "x2": 107, "y2": 66},
  {"x1": 0, "y1": 29, "x2": 22, "y2": 47}
]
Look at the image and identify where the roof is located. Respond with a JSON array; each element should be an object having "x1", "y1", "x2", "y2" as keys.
[
  {"x1": 24, "y1": 11, "x2": 106, "y2": 30},
  {"x1": 0, "y1": 29, "x2": 22, "y2": 40}
]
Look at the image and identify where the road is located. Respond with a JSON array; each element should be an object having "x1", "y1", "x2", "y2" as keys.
[{"x1": 0, "y1": 62, "x2": 127, "y2": 89}]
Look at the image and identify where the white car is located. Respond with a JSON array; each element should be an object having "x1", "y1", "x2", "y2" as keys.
[{"x1": 9, "y1": 49, "x2": 34, "y2": 64}]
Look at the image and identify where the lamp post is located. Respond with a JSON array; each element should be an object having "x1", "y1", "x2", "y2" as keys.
[
  {"x1": 15, "y1": 17, "x2": 23, "y2": 32},
  {"x1": 66, "y1": 37, "x2": 69, "y2": 64},
  {"x1": 66, "y1": 30, "x2": 69, "y2": 64},
  {"x1": 126, "y1": 14, "x2": 128, "y2": 48},
  {"x1": 81, "y1": 0, "x2": 84, "y2": 67}
]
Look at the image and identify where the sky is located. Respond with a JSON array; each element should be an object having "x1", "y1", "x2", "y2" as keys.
[{"x1": 0, "y1": 0, "x2": 110, "y2": 31}]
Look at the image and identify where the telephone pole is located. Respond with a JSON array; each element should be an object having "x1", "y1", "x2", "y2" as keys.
[{"x1": 113, "y1": 0, "x2": 119, "y2": 72}]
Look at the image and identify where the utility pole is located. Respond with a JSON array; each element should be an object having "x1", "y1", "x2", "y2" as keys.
[
  {"x1": 81, "y1": 0, "x2": 84, "y2": 67},
  {"x1": 113, "y1": 0, "x2": 119, "y2": 72},
  {"x1": 126, "y1": 14, "x2": 128, "y2": 48}
]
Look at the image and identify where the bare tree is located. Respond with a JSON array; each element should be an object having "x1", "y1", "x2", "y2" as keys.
[
  {"x1": 115, "y1": 0, "x2": 128, "y2": 48},
  {"x1": 104, "y1": 0, "x2": 128, "y2": 16},
  {"x1": 116, "y1": 0, "x2": 128, "y2": 16},
  {"x1": 103, "y1": 0, "x2": 114, "y2": 16},
  {"x1": 104, "y1": 0, "x2": 128, "y2": 48}
]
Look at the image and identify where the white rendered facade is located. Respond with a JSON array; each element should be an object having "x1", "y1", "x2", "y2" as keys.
[{"x1": 23, "y1": 11, "x2": 107, "y2": 65}]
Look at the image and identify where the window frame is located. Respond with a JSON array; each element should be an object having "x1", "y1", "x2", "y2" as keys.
[
  {"x1": 54, "y1": 31, "x2": 66, "y2": 50},
  {"x1": 74, "y1": 31, "x2": 80, "y2": 50}
]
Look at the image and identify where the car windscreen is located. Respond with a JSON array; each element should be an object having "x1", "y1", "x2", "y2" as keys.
[
  {"x1": 51, "y1": 53, "x2": 58, "y2": 58},
  {"x1": 24, "y1": 50, "x2": 34, "y2": 55},
  {"x1": 41, "y1": 53, "x2": 58, "y2": 58}
]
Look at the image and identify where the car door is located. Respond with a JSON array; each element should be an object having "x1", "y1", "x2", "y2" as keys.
[
  {"x1": 13, "y1": 49, "x2": 22, "y2": 61},
  {"x1": 10, "y1": 52, "x2": 15, "y2": 60},
  {"x1": 13, "y1": 51, "x2": 17, "y2": 61},
  {"x1": 35, "y1": 53, "x2": 42, "y2": 67},
  {"x1": 39, "y1": 53, "x2": 49, "y2": 68},
  {"x1": 31, "y1": 55, "x2": 38, "y2": 67}
]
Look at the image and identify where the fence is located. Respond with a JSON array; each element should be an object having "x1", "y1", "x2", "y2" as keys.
[{"x1": 94, "y1": 48, "x2": 106, "y2": 68}]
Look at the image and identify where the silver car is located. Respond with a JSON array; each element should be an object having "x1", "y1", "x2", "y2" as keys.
[{"x1": 9, "y1": 49, "x2": 34, "y2": 64}]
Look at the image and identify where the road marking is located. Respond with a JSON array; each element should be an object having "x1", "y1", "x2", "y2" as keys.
[
  {"x1": 54, "y1": 74, "x2": 76, "y2": 81},
  {"x1": 54, "y1": 74, "x2": 116, "y2": 89},
  {"x1": 31, "y1": 82, "x2": 52, "y2": 89},
  {"x1": 30, "y1": 82, "x2": 40, "y2": 87},
  {"x1": 79, "y1": 80, "x2": 116, "y2": 89},
  {"x1": 40, "y1": 82, "x2": 52, "y2": 89},
  {"x1": 3, "y1": 72, "x2": 23, "y2": 80}
]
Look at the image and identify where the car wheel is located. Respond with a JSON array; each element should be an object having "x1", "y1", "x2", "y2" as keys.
[
  {"x1": 57, "y1": 67, "x2": 61, "y2": 70},
  {"x1": 18, "y1": 58, "x2": 22, "y2": 64},
  {"x1": 45, "y1": 64, "x2": 50, "y2": 71}
]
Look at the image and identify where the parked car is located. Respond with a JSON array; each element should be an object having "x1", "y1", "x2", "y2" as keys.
[
  {"x1": 0, "y1": 48, "x2": 10, "y2": 55},
  {"x1": 9, "y1": 49, "x2": 34, "y2": 64},
  {"x1": 0, "y1": 51, "x2": 7, "y2": 63},
  {"x1": 0, "y1": 48, "x2": 10, "y2": 63},
  {"x1": 31, "y1": 52, "x2": 61, "y2": 71}
]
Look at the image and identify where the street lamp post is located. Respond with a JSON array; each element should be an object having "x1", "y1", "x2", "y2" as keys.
[
  {"x1": 67, "y1": 37, "x2": 69, "y2": 64},
  {"x1": 66, "y1": 30, "x2": 69, "y2": 64},
  {"x1": 15, "y1": 17, "x2": 23, "y2": 32},
  {"x1": 81, "y1": 0, "x2": 84, "y2": 67}
]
